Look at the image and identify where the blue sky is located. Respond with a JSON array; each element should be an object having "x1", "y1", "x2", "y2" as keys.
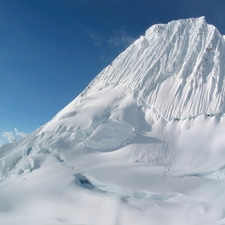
[{"x1": 1, "y1": 0, "x2": 225, "y2": 145}]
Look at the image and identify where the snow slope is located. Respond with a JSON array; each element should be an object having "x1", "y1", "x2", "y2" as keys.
[{"x1": 1, "y1": 17, "x2": 225, "y2": 225}]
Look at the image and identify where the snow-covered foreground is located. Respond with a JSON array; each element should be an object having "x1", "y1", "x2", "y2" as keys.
[{"x1": 1, "y1": 17, "x2": 225, "y2": 225}]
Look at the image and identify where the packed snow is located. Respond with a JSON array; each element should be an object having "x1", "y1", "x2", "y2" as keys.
[{"x1": 1, "y1": 17, "x2": 225, "y2": 225}]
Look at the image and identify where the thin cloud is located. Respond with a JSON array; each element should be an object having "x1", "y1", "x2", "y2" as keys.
[
  {"x1": 2, "y1": 128, "x2": 27, "y2": 144},
  {"x1": 84, "y1": 27, "x2": 135, "y2": 47},
  {"x1": 106, "y1": 29, "x2": 136, "y2": 47},
  {"x1": 84, "y1": 28, "x2": 102, "y2": 46},
  {"x1": 2, "y1": 131, "x2": 15, "y2": 143},
  {"x1": 14, "y1": 128, "x2": 27, "y2": 138}
]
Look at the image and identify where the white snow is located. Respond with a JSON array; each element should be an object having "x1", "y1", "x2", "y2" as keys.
[{"x1": 1, "y1": 17, "x2": 225, "y2": 225}]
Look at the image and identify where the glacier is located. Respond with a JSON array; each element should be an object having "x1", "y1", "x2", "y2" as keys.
[{"x1": 1, "y1": 17, "x2": 225, "y2": 225}]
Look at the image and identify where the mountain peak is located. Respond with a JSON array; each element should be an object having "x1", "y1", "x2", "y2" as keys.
[
  {"x1": 84, "y1": 17, "x2": 225, "y2": 121},
  {"x1": 145, "y1": 16, "x2": 207, "y2": 37},
  {"x1": 1, "y1": 17, "x2": 225, "y2": 225}
]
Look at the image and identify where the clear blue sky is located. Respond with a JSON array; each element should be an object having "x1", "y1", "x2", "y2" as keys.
[{"x1": 1, "y1": 0, "x2": 225, "y2": 145}]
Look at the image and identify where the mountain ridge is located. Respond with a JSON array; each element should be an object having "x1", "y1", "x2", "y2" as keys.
[
  {"x1": 51, "y1": 16, "x2": 225, "y2": 123},
  {"x1": 1, "y1": 17, "x2": 225, "y2": 225},
  {"x1": 2, "y1": 16, "x2": 225, "y2": 177}
]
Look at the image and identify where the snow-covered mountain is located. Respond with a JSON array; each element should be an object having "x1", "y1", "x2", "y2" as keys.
[{"x1": 1, "y1": 17, "x2": 225, "y2": 225}]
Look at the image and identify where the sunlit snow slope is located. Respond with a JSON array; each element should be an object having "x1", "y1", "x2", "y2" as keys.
[{"x1": 1, "y1": 17, "x2": 225, "y2": 225}]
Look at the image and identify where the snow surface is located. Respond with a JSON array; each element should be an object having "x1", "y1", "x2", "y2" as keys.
[{"x1": 1, "y1": 17, "x2": 225, "y2": 225}]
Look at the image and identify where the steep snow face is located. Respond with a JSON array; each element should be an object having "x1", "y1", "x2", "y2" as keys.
[
  {"x1": 1, "y1": 17, "x2": 225, "y2": 225},
  {"x1": 89, "y1": 16, "x2": 225, "y2": 119}
]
